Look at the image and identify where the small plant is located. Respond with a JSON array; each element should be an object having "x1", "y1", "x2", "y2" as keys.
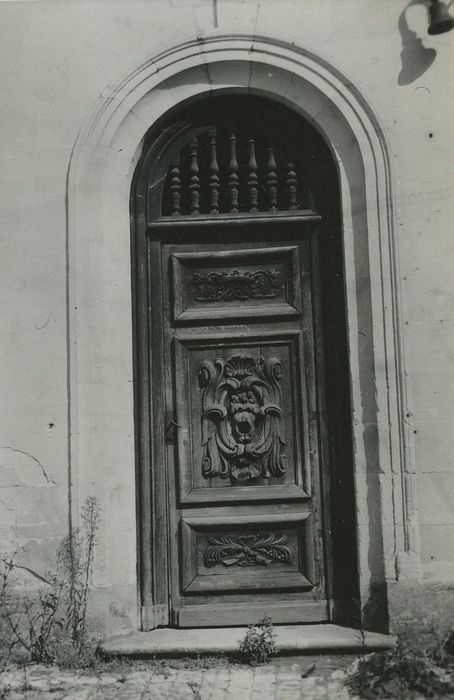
[
  {"x1": 347, "y1": 607, "x2": 454, "y2": 699},
  {"x1": 0, "y1": 496, "x2": 100, "y2": 667},
  {"x1": 0, "y1": 558, "x2": 66, "y2": 665},
  {"x1": 348, "y1": 643, "x2": 454, "y2": 699},
  {"x1": 239, "y1": 615, "x2": 277, "y2": 665},
  {"x1": 57, "y1": 495, "x2": 101, "y2": 656}
]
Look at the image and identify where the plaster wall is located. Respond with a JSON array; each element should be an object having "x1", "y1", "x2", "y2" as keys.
[{"x1": 0, "y1": 0, "x2": 453, "y2": 632}]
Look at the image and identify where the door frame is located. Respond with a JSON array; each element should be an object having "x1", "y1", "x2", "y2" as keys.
[
  {"x1": 133, "y1": 215, "x2": 336, "y2": 629},
  {"x1": 66, "y1": 36, "x2": 412, "y2": 635},
  {"x1": 132, "y1": 100, "x2": 358, "y2": 629}
]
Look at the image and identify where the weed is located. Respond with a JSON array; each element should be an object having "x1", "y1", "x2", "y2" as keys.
[
  {"x1": 0, "y1": 497, "x2": 100, "y2": 668},
  {"x1": 56, "y1": 495, "x2": 101, "y2": 657},
  {"x1": 347, "y1": 604, "x2": 454, "y2": 699},
  {"x1": 348, "y1": 644, "x2": 454, "y2": 698},
  {"x1": 239, "y1": 615, "x2": 277, "y2": 666}
]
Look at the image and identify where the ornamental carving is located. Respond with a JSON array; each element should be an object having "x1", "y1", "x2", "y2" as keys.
[
  {"x1": 199, "y1": 354, "x2": 287, "y2": 482},
  {"x1": 204, "y1": 533, "x2": 293, "y2": 567},
  {"x1": 193, "y1": 268, "x2": 283, "y2": 303}
]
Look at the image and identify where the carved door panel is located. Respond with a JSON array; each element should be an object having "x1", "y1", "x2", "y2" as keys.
[{"x1": 159, "y1": 225, "x2": 329, "y2": 627}]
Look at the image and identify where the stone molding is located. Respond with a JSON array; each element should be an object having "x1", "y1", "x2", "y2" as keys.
[{"x1": 66, "y1": 35, "x2": 417, "y2": 631}]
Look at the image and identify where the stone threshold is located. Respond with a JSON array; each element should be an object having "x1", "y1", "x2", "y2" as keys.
[{"x1": 100, "y1": 624, "x2": 395, "y2": 658}]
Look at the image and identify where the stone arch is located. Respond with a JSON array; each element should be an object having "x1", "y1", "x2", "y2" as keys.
[{"x1": 66, "y1": 35, "x2": 413, "y2": 633}]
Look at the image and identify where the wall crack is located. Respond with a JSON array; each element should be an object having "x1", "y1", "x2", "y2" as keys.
[{"x1": 1, "y1": 446, "x2": 56, "y2": 484}]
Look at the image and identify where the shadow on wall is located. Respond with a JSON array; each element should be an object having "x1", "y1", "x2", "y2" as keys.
[{"x1": 398, "y1": 0, "x2": 437, "y2": 85}]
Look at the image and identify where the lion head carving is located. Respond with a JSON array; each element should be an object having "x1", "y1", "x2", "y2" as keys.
[{"x1": 229, "y1": 390, "x2": 261, "y2": 443}]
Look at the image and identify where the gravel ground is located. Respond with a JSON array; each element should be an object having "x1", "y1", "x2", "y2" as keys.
[{"x1": 0, "y1": 655, "x2": 361, "y2": 699}]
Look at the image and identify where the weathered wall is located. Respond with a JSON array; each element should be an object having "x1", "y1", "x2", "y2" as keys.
[{"x1": 0, "y1": 0, "x2": 453, "y2": 631}]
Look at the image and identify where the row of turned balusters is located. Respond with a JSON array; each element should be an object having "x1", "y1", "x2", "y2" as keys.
[{"x1": 168, "y1": 130, "x2": 300, "y2": 216}]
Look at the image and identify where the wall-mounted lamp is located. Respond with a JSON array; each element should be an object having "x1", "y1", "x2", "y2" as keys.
[{"x1": 428, "y1": 0, "x2": 454, "y2": 34}]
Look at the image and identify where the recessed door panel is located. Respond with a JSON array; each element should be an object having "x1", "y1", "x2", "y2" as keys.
[
  {"x1": 174, "y1": 332, "x2": 311, "y2": 503},
  {"x1": 171, "y1": 246, "x2": 301, "y2": 323},
  {"x1": 180, "y1": 512, "x2": 315, "y2": 595}
]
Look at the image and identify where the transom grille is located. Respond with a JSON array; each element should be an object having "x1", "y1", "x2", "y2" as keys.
[{"x1": 161, "y1": 127, "x2": 312, "y2": 217}]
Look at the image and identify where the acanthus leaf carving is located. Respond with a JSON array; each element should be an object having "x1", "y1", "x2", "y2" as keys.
[
  {"x1": 199, "y1": 354, "x2": 287, "y2": 482},
  {"x1": 204, "y1": 532, "x2": 293, "y2": 567},
  {"x1": 193, "y1": 268, "x2": 283, "y2": 303}
]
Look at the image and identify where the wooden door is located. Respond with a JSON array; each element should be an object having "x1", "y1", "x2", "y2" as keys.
[
  {"x1": 160, "y1": 221, "x2": 328, "y2": 627},
  {"x1": 132, "y1": 101, "x2": 355, "y2": 629}
]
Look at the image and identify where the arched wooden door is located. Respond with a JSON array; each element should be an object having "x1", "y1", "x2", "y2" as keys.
[{"x1": 132, "y1": 96, "x2": 357, "y2": 629}]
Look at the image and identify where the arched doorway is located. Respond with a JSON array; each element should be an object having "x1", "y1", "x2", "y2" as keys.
[{"x1": 132, "y1": 95, "x2": 358, "y2": 629}]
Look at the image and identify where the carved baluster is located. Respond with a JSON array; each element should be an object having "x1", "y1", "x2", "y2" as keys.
[
  {"x1": 189, "y1": 136, "x2": 200, "y2": 215},
  {"x1": 266, "y1": 146, "x2": 278, "y2": 212},
  {"x1": 208, "y1": 128, "x2": 219, "y2": 215},
  {"x1": 247, "y1": 139, "x2": 258, "y2": 213},
  {"x1": 286, "y1": 162, "x2": 298, "y2": 211},
  {"x1": 228, "y1": 133, "x2": 239, "y2": 213},
  {"x1": 169, "y1": 157, "x2": 181, "y2": 216}
]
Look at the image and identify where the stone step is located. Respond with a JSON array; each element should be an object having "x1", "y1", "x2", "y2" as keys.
[{"x1": 100, "y1": 624, "x2": 395, "y2": 658}]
